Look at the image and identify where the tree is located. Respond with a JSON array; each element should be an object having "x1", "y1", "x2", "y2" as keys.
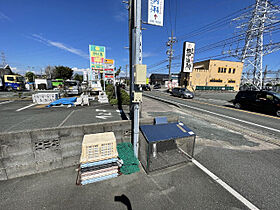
[
  {"x1": 53, "y1": 66, "x2": 73, "y2": 80},
  {"x1": 25, "y1": 72, "x2": 35, "y2": 82},
  {"x1": 115, "y1": 66, "x2": 121, "y2": 77},
  {"x1": 73, "y1": 73, "x2": 83, "y2": 82},
  {"x1": 45, "y1": 65, "x2": 55, "y2": 79}
]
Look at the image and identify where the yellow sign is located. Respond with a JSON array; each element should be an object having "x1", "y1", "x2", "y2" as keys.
[{"x1": 104, "y1": 59, "x2": 114, "y2": 64}]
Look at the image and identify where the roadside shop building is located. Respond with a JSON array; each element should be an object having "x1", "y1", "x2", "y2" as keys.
[{"x1": 180, "y1": 60, "x2": 243, "y2": 91}]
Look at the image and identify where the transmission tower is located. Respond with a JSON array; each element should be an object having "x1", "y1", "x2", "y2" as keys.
[
  {"x1": 1, "y1": 52, "x2": 7, "y2": 67},
  {"x1": 228, "y1": 0, "x2": 280, "y2": 89}
]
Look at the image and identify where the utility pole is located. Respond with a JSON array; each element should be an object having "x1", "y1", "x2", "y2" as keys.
[
  {"x1": 125, "y1": 64, "x2": 128, "y2": 85},
  {"x1": 132, "y1": 0, "x2": 142, "y2": 158},
  {"x1": 127, "y1": 0, "x2": 142, "y2": 158},
  {"x1": 166, "y1": 31, "x2": 176, "y2": 81}
]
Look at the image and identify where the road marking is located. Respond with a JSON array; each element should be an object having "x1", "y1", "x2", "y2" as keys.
[
  {"x1": 96, "y1": 112, "x2": 112, "y2": 120},
  {"x1": 192, "y1": 159, "x2": 259, "y2": 210},
  {"x1": 155, "y1": 91, "x2": 280, "y2": 120},
  {"x1": 0, "y1": 100, "x2": 13, "y2": 105},
  {"x1": 16, "y1": 104, "x2": 35, "y2": 112},
  {"x1": 58, "y1": 110, "x2": 75, "y2": 127},
  {"x1": 96, "y1": 109, "x2": 107, "y2": 112},
  {"x1": 145, "y1": 94, "x2": 280, "y2": 134},
  {"x1": 192, "y1": 99, "x2": 280, "y2": 120}
]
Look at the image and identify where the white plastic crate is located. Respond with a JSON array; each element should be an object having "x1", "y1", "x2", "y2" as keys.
[{"x1": 80, "y1": 132, "x2": 118, "y2": 163}]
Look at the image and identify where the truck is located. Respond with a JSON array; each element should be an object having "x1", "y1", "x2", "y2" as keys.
[
  {"x1": 0, "y1": 75, "x2": 25, "y2": 91},
  {"x1": 91, "y1": 80, "x2": 102, "y2": 94},
  {"x1": 51, "y1": 79, "x2": 64, "y2": 88},
  {"x1": 64, "y1": 80, "x2": 82, "y2": 95},
  {"x1": 35, "y1": 78, "x2": 52, "y2": 90}
]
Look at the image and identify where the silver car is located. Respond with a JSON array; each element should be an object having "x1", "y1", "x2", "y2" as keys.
[{"x1": 172, "y1": 87, "x2": 194, "y2": 99}]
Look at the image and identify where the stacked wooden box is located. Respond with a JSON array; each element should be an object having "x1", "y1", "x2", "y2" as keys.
[{"x1": 77, "y1": 132, "x2": 119, "y2": 185}]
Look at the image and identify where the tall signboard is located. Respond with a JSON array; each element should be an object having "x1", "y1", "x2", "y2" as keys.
[
  {"x1": 181, "y1": 42, "x2": 195, "y2": 73},
  {"x1": 89, "y1": 45, "x2": 106, "y2": 83},
  {"x1": 89, "y1": 45, "x2": 106, "y2": 71},
  {"x1": 104, "y1": 59, "x2": 115, "y2": 80},
  {"x1": 148, "y1": 0, "x2": 164, "y2": 26}
]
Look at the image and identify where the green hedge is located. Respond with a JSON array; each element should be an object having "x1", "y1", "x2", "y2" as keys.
[{"x1": 106, "y1": 84, "x2": 130, "y2": 105}]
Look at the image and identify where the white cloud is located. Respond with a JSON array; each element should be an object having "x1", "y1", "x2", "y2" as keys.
[
  {"x1": 30, "y1": 34, "x2": 88, "y2": 59},
  {"x1": 72, "y1": 67, "x2": 89, "y2": 72},
  {"x1": 142, "y1": 52, "x2": 155, "y2": 58},
  {"x1": 0, "y1": 12, "x2": 12, "y2": 22},
  {"x1": 114, "y1": 10, "x2": 127, "y2": 22}
]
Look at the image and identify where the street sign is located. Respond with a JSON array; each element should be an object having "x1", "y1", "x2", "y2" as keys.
[
  {"x1": 105, "y1": 74, "x2": 114, "y2": 78},
  {"x1": 104, "y1": 59, "x2": 114, "y2": 64},
  {"x1": 91, "y1": 57, "x2": 104, "y2": 63},
  {"x1": 148, "y1": 0, "x2": 164, "y2": 26},
  {"x1": 181, "y1": 42, "x2": 195, "y2": 73}
]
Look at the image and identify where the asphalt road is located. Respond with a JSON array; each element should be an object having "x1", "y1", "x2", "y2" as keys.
[
  {"x1": 145, "y1": 90, "x2": 280, "y2": 138},
  {"x1": 143, "y1": 91, "x2": 280, "y2": 210}
]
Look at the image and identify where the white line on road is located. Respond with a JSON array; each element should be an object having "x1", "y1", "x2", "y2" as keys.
[
  {"x1": 58, "y1": 110, "x2": 75, "y2": 127},
  {"x1": 16, "y1": 104, "x2": 35, "y2": 112},
  {"x1": 192, "y1": 159, "x2": 259, "y2": 210},
  {"x1": 146, "y1": 94, "x2": 280, "y2": 134},
  {"x1": 0, "y1": 100, "x2": 13, "y2": 105}
]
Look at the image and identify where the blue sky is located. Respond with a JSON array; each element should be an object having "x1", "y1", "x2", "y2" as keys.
[{"x1": 0, "y1": 0, "x2": 279, "y2": 76}]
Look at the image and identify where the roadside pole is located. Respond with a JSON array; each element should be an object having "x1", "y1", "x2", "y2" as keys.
[{"x1": 129, "y1": 0, "x2": 142, "y2": 158}]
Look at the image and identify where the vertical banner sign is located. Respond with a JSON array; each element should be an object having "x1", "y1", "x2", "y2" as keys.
[
  {"x1": 89, "y1": 45, "x2": 106, "y2": 71},
  {"x1": 104, "y1": 59, "x2": 115, "y2": 80},
  {"x1": 148, "y1": 0, "x2": 164, "y2": 26},
  {"x1": 181, "y1": 42, "x2": 195, "y2": 73}
]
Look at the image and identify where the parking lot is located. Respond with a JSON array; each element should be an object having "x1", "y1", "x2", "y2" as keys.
[{"x1": 0, "y1": 97, "x2": 127, "y2": 133}]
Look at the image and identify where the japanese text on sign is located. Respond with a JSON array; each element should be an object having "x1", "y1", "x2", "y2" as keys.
[
  {"x1": 148, "y1": 0, "x2": 164, "y2": 26},
  {"x1": 181, "y1": 42, "x2": 195, "y2": 73}
]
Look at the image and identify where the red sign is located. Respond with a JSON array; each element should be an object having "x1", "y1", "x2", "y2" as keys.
[
  {"x1": 105, "y1": 74, "x2": 114, "y2": 78},
  {"x1": 91, "y1": 57, "x2": 104, "y2": 63}
]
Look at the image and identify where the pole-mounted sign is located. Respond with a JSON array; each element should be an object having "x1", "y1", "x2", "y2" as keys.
[
  {"x1": 181, "y1": 42, "x2": 195, "y2": 73},
  {"x1": 148, "y1": 0, "x2": 164, "y2": 26}
]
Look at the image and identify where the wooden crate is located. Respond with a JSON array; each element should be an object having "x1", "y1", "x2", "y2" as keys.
[{"x1": 80, "y1": 132, "x2": 118, "y2": 163}]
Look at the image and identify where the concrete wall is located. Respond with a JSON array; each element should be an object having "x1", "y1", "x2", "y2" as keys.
[{"x1": 0, "y1": 117, "x2": 178, "y2": 180}]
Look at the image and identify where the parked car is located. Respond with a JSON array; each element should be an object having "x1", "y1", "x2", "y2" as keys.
[
  {"x1": 172, "y1": 87, "x2": 194, "y2": 99},
  {"x1": 153, "y1": 84, "x2": 161, "y2": 89},
  {"x1": 120, "y1": 83, "x2": 126, "y2": 89},
  {"x1": 142, "y1": 84, "x2": 151, "y2": 91},
  {"x1": 233, "y1": 90, "x2": 280, "y2": 117},
  {"x1": 64, "y1": 80, "x2": 82, "y2": 95}
]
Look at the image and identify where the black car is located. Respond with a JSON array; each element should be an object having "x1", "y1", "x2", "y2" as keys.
[
  {"x1": 171, "y1": 87, "x2": 194, "y2": 99},
  {"x1": 233, "y1": 90, "x2": 280, "y2": 117},
  {"x1": 142, "y1": 84, "x2": 151, "y2": 91},
  {"x1": 153, "y1": 84, "x2": 161, "y2": 89}
]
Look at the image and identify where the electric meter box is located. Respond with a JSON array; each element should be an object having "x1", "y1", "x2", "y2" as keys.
[
  {"x1": 139, "y1": 121, "x2": 196, "y2": 173},
  {"x1": 134, "y1": 64, "x2": 147, "y2": 85},
  {"x1": 133, "y1": 91, "x2": 142, "y2": 102}
]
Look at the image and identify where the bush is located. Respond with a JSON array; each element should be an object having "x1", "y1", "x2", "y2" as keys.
[
  {"x1": 106, "y1": 84, "x2": 130, "y2": 105},
  {"x1": 106, "y1": 84, "x2": 115, "y2": 100},
  {"x1": 120, "y1": 89, "x2": 130, "y2": 105},
  {"x1": 109, "y1": 98, "x2": 118, "y2": 105}
]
